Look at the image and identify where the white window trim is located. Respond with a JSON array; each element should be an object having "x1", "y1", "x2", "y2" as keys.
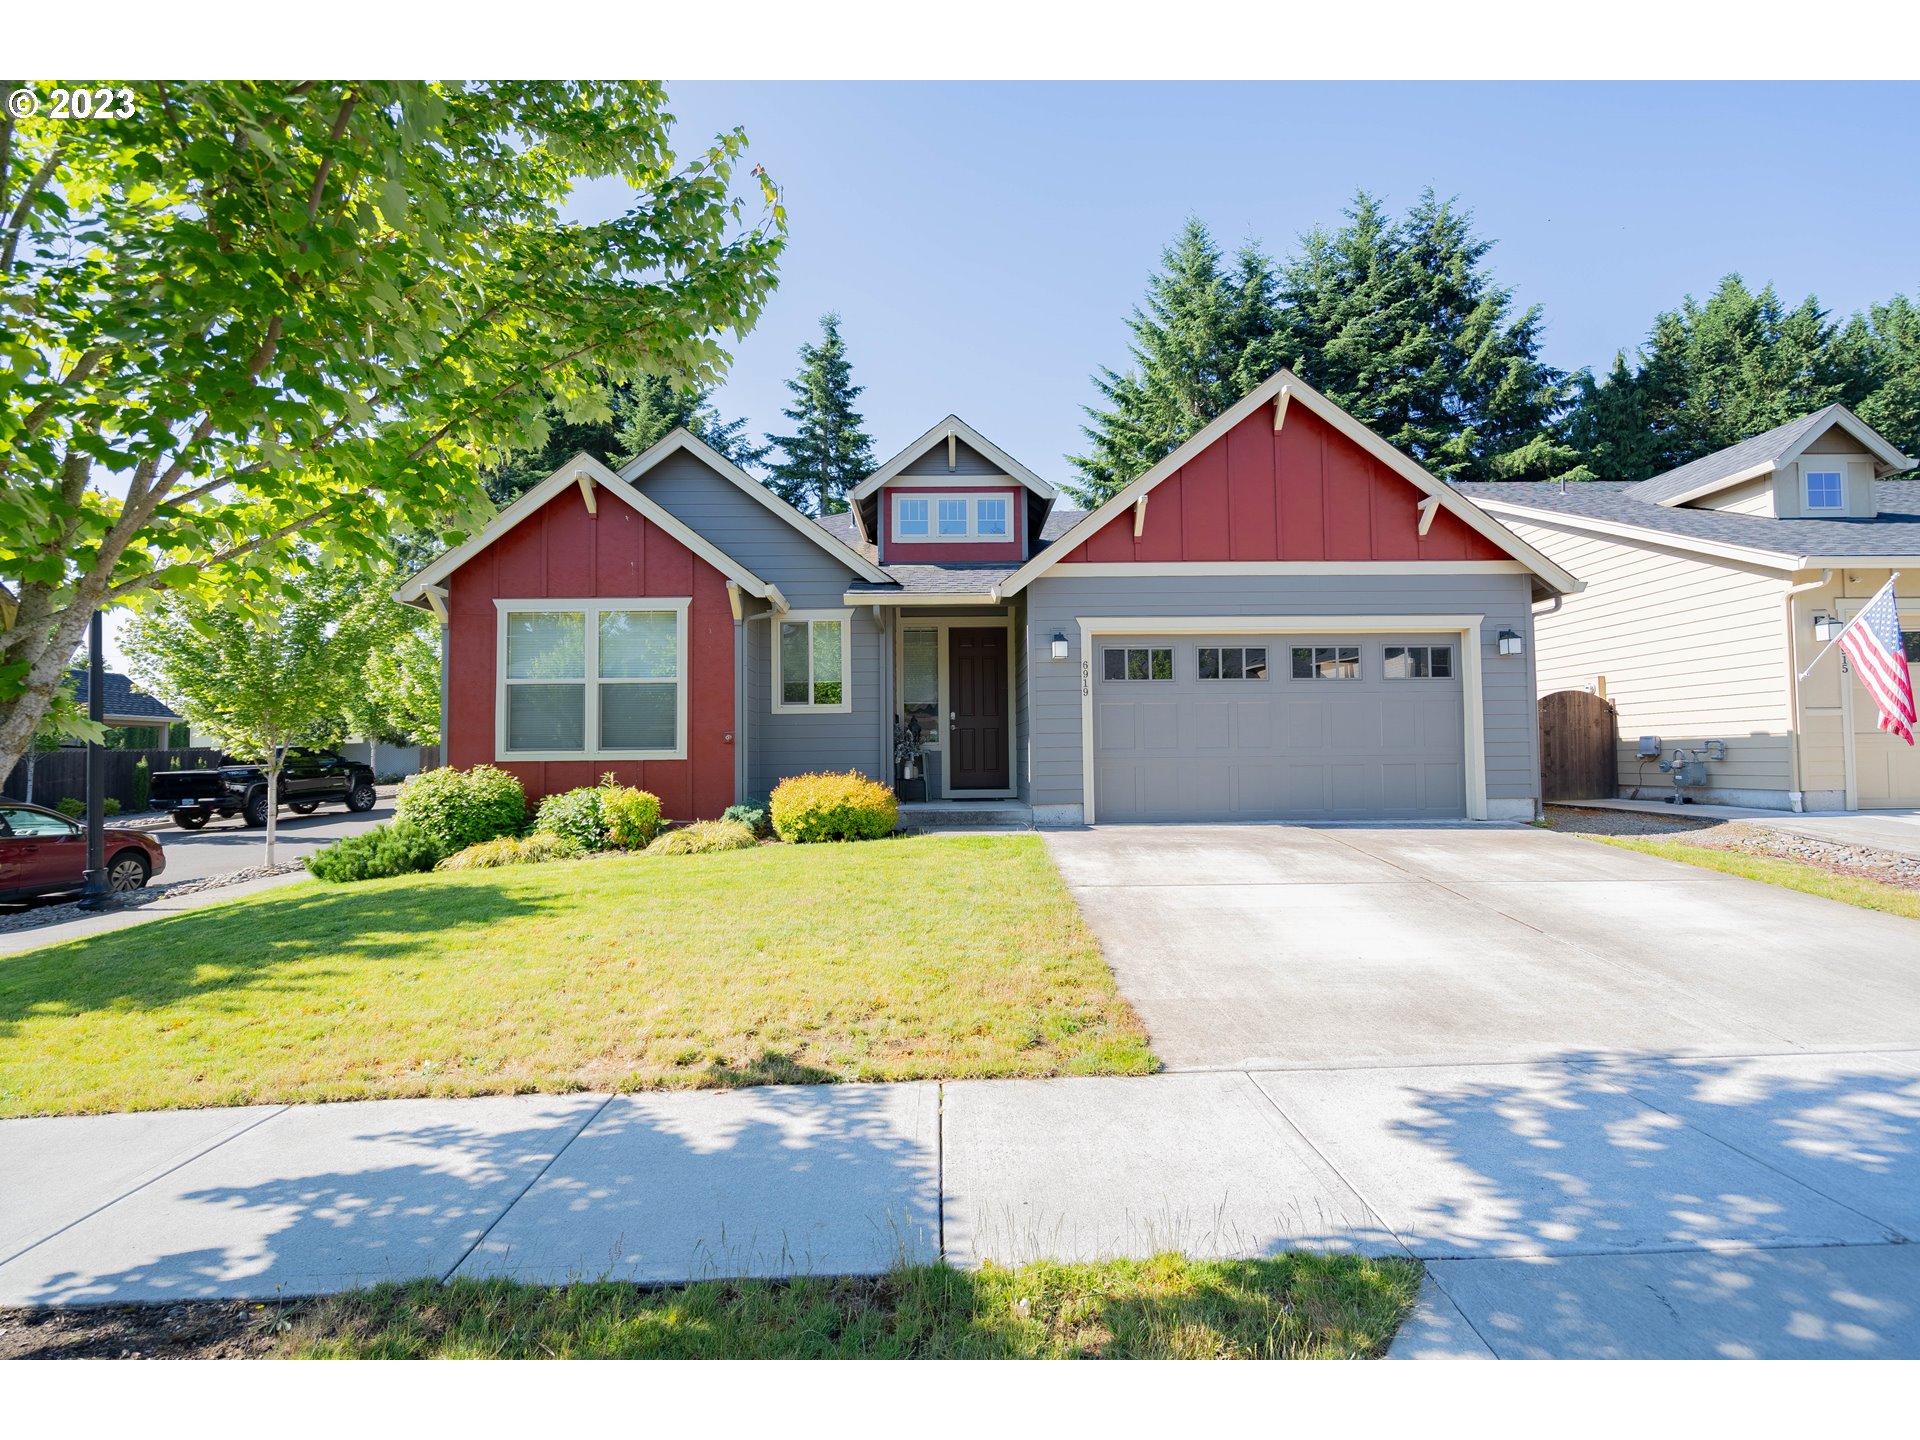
[
  {"x1": 1803, "y1": 465, "x2": 1846, "y2": 512},
  {"x1": 889, "y1": 490, "x2": 1018, "y2": 545},
  {"x1": 896, "y1": 496, "x2": 931, "y2": 537},
  {"x1": 772, "y1": 608, "x2": 855, "y2": 715},
  {"x1": 494, "y1": 597, "x2": 690, "y2": 762}
]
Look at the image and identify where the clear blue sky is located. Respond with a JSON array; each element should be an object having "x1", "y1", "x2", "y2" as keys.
[{"x1": 564, "y1": 80, "x2": 1920, "y2": 481}]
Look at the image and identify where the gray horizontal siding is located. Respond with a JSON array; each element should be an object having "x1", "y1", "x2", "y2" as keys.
[
  {"x1": 900, "y1": 438, "x2": 1002, "y2": 476},
  {"x1": 631, "y1": 448, "x2": 885, "y2": 797},
  {"x1": 1021, "y1": 572, "x2": 1540, "y2": 809}
]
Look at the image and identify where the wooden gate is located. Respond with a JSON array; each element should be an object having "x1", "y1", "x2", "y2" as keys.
[{"x1": 1538, "y1": 690, "x2": 1618, "y2": 801}]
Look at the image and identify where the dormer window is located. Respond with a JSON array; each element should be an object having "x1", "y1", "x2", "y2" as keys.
[
  {"x1": 938, "y1": 498, "x2": 968, "y2": 535},
  {"x1": 898, "y1": 497, "x2": 929, "y2": 536},
  {"x1": 976, "y1": 496, "x2": 1009, "y2": 536},
  {"x1": 889, "y1": 490, "x2": 1021, "y2": 545},
  {"x1": 1805, "y1": 470, "x2": 1844, "y2": 511}
]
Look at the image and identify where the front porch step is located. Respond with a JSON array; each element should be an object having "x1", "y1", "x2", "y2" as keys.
[{"x1": 896, "y1": 800, "x2": 1034, "y2": 831}]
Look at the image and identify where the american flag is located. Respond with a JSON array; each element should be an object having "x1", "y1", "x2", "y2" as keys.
[{"x1": 1839, "y1": 579, "x2": 1917, "y2": 746}]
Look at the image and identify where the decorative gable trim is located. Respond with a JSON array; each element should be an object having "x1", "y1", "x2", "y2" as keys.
[
  {"x1": 849, "y1": 415, "x2": 1056, "y2": 503},
  {"x1": 395, "y1": 453, "x2": 788, "y2": 611},
  {"x1": 996, "y1": 370, "x2": 1581, "y2": 598}
]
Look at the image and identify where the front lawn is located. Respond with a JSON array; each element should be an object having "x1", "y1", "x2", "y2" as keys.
[
  {"x1": 0, "y1": 1254, "x2": 1420, "y2": 1360},
  {"x1": 0, "y1": 834, "x2": 1153, "y2": 1117}
]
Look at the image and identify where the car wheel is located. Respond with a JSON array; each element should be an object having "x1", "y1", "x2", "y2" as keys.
[
  {"x1": 289, "y1": 801, "x2": 320, "y2": 815},
  {"x1": 172, "y1": 810, "x2": 209, "y2": 830},
  {"x1": 107, "y1": 851, "x2": 151, "y2": 892},
  {"x1": 242, "y1": 790, "x2": 272, "y2": 827},
  {"x1": 346, "y1": 781, "x2": 377, "y2": 812}
]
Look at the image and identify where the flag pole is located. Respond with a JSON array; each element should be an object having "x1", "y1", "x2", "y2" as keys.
[{"x1": 1796, "y1": 573, "x2": 1901, "y2": 684}]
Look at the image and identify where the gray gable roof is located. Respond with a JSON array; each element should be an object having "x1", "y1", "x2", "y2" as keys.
[
  {"x1": 64, "y1": 669, "x2": 182, "y2": 722},
  {"x1": 1459, "y1": 480, "x2": 1920, "y2": 560},
  {"x1": 1629, "y1": 404, "x2": 1913, "y2": 505}
]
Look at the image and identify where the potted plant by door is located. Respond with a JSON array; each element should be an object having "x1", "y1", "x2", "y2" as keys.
[{"x1": 894, "y1": 716, "x2": 927, "y2": 803}]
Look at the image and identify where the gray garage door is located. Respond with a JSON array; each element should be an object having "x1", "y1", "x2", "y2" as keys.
[{"x1": 1092, "y1": 633, "x2": 1466, "y2": 822}]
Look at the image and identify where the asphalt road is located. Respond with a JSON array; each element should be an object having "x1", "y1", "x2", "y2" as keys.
[{"x1": 142, "y1": 795, "x2": 396, "y2": 885}]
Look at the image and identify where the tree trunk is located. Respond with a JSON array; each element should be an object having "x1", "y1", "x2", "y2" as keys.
[
  {"x1": 264, "y1": 753, "x2": 280, "y2": 868},
  {"x1": 23, "y1": 751, "x2": 34, "y2": 805}
]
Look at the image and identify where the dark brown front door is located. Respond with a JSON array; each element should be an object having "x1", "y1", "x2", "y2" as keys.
[{"x1": 948, "y1": 627, "x2": 1009, "y2": 791}]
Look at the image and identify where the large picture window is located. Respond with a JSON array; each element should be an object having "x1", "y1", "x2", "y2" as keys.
[
  {"x1": 775, "y1": 610, "x2": 853, "y2": 713},
  {"x1": 498, "y1": 598, "x2": 688, "y2": 760}
]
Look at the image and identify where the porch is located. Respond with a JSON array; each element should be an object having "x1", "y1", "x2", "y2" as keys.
[{"x1": 882, "y1": 605, "x2": 1024, "y2": 803}]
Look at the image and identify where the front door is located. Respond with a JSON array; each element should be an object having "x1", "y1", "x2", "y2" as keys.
[{"x1": 948, "y1": 627, "x2": 1009, "y2": 791}]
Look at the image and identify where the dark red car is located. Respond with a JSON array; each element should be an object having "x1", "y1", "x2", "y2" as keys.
[{"x1": 0, "y1": 801, "x2": 166, "y2": 903}]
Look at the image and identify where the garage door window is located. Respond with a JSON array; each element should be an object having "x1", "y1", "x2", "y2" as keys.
[
  {"x1": 1198, "y1": 646, "x2": 1268, "y2": 680},
  {"x1": 1104, "y1": 646, "x2": 1173, "y2": 681},
  {"x1": 1383, "y1": 645, "x2": 1453, "y2": 680},
  {"x1": 1291, "y1": 646, "x2": 1360, "y2": 680}
]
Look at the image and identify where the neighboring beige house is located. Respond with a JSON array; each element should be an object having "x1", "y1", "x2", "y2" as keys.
[{"x1": 1459, "y1": 405, "x2": 1920, "y2": 811}]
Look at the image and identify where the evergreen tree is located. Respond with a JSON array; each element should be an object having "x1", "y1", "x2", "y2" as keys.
[
  {"x1": 483, "y1": 376, "x2": 763, "y2": 504},
  {"x1": 1071, "y1": 219, "x2": 1286, "y2": 503},
  {"x1": 1277, "y1": 190, "x2": 1575, "y2": 484},
  {"x1": 1855, "y1": 295, "x2": 1920, "y2": 463},
  {"x1": 764, "y1": 313, "x2": 875, "y2": 514}
]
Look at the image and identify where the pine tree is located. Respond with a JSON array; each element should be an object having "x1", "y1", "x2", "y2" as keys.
[
  {"x1": 1278, "y1": 190, "x2": 1574, "y2": 483},
  {"x1": 1855, "y1": 295, "x2": 1920, "y2": 463},
  {"x1": 1070, "y1": 219, "x2": 1286, "y2": 504},
  {"x1": 764, "y1": 313, "x2": 876, "y2": 514},
  {"x1": 482, "y1": 376, "x2": 762, "y2": 504}
]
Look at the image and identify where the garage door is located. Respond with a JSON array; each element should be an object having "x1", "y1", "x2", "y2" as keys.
[{"x1": 1092, "y1": 633, "x2": 1467, "y2": 822}]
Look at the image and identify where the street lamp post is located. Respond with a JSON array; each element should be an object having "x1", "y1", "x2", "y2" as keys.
[{"x1": 78, "y1": 609, "x2": 109, "y2": 910}]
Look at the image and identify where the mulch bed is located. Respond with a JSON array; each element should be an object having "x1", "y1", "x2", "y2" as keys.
[{"x1": 0, "y1": 1299, "x2": 300, "y2": 1360}]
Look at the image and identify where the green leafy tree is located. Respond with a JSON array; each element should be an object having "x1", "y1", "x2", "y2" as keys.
[
  {"x1": 765, "y1": 313, "x2": 874, "y2": 514},
  {"x1": 1278, "y1": 190, "x2": 1574, "y2": 484},
  {"x1": 121, "y1": 571, "x2": 374, "y2": 866},
  {"x1": 0, "y1": 80, "x2": 785, "y2": 785},
  {"x1": 484, "y1": 375, "x2": 766, "y2": 504},
  {"x1": 1072, "y1": 219, "x2": 1286, "y2": 503},
  {"x1": 1843, "y1": 295, "x2": 1920, "y2": 466}
]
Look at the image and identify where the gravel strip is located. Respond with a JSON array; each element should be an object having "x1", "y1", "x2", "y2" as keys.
[
  {"x1": 1546, "y1": 805, "x2": 1920, "y2": 892},
  {"x1": 0, "y1": 863, "x2": 305, "y2": 936}
]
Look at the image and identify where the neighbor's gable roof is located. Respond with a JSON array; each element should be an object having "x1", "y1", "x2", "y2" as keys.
[
  {"x1": 848, "y1": 415, "x2": 1057, "y2": 503},
  {"x1": 619, "y1": 428, "x2": 890, "y2": 583},
  {"x1": 1631, "y1": 404, "x2": 1914, "y2": 507},
  {"x1": 394, "y1": 452, "x2": 790, "y2": 610},
  {"x1": 64, "y1": 669, "x2": 182, "y2": 723},
  {"x1": 996, "y1": 369, "x2": 1582, "y2": 599}
]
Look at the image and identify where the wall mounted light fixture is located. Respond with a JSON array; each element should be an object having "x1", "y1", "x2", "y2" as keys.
[
  {"x1": 1813, "y1": 615, "x2": 1843, "y2": 642},
  {"x1": 1496, "y1": 628, "x2": 1524, "y2": 656},
  {"x1": 1051, "y1": 632, "x2": 1070, "y2": 661}
]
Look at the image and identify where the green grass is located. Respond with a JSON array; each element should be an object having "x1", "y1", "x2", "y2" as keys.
[
  {"x1": 1594, "y1": 835, "x2": 1920, "y2": 921},
  {"x1": 0, "y1": 834, "x2": 1154, "y2": 1117},
  {"x1": 280, "y1": 1253, "x2": 1423, "y2": 1359}
]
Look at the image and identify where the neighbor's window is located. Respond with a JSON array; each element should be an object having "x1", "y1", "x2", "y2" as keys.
[
  {"x1": 902, "y1": 626, "x2": 940, "y2": 739},
  {"x1": 501, "y1": 600, "x2": 685, "y2": 758},
  {"x1": 1291, "y1": 646, "x2": 1361, "y2": 680},
  {"x1": 1198, "y1": 646, "x2": 1268, "y2": 680},
  {"x1": 777, "y1": 611, "x2": 851, "y2": 713},
  {"x1": 1383, "y1": 645, "x2": 1454, "y2": 680},
  {"x1": 976, "y1": 496, "x2": 1010, "y2": 536},
  {"x1": 1805, "y1": 470, "x2": 1844, "y2": 510},
  {"x1": 938, "y1": 498, "x2": 969, "y2": 536},
  {"x1": 897, "y1": 496, "x2": 929, "y2": 536},
  {"x1": 1104, "y1": 646, "x2": 1173, "y2": 681}
]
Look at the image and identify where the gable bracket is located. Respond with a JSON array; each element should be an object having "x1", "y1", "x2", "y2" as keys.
[
  {"x1": 575, "y1": 470, "x2": 597, "y2": 515},
  {"x1": 1133, "y1": 494, "x2": 1150, "y2": 539},
  {"x1": 1272, "y1": 385, "x2": 1292, "y2": 432},
  {"x1": 1417, "y1": 495, "x2": 1441, "y2": 537}
]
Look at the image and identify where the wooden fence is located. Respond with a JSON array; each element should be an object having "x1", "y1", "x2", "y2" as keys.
[
  {"x1": 2, "y1": 747, "x2": 226, "y2": 812},
  {"x1": 1538, "y1": 690, "x2": 1619, "y2": 802}
]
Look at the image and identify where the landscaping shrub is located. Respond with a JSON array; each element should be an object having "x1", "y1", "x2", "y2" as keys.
[
  {"x1": 535, "y1": 774, "x2": 661, "y2": 852},
  {"x1": 394, "y1": 765, "x2": 526, "y2": 853},
  {"x1": 769, "y1": 771, "x2": 898, "y2": 844},
  {"x1": 721, "y1": 798, "x2": 772, "y2": 839},
  {"x1": 436, "y1": 833, "x2": 581, "y2": 871},
  {"x1": 304, "y1": 822, "x2": 445, "y2": 883},
  {"x1": 55, "y1": 797, "x2": 120, "y2": 818},
  {"x1": 601, "y1": 782, "x2": 663, "y2": 849},
  {"x1": 643, "y1": 819, "x2": 757, "y2": 855}
]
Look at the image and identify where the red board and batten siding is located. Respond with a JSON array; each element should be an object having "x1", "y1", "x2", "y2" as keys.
[
  {"x1": 1058, "y1": 405, "x2": 1509, "y2": 564},
  {"x1": 445, "y1": 482, "x2": 735, "y2": 817},
  {"x1": 879, "y1": 483, "x2": 1026, "y2": 564}
]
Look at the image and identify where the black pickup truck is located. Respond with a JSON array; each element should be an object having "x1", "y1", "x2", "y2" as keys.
[{"x1": 150, "y1": 748, "x2": 378, "y2": 829}]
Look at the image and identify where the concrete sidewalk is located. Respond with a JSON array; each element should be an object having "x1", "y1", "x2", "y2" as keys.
[{"x1": 4, "y1": 1051, "x2": 1917, "y2": 1358}]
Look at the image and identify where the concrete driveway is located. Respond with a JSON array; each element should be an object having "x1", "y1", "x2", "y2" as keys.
[{"x1": 1043, "y1": 822, "x2": 1920, "y2": 1070}]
